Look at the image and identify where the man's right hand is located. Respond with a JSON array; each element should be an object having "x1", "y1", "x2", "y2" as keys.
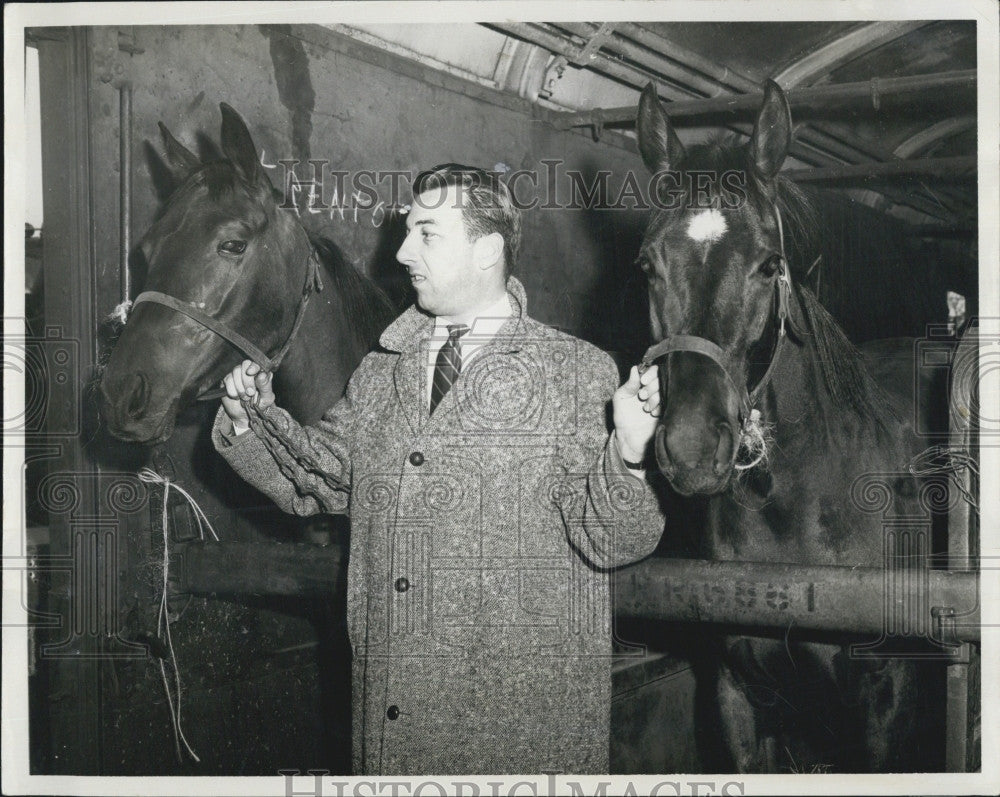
[{"x1": 221, "y1": 360, "x2": 276, "y2": 433}]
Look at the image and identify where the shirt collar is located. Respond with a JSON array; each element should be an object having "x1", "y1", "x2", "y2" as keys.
[
  {"x1": 433, "y1": 292, "x2": 512, "y2": 340},
  {"x1": 380, "y1": 276, "x2": 529, "y2": 353}
]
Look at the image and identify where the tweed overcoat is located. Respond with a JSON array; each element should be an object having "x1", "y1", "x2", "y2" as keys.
[{"x1": 212, "y1": 277, "x2": 665, "y2": 775}]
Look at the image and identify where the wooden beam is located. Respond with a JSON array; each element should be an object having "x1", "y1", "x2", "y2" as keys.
[{"x1": 552, "y1": 70, "x2": 977, "y2": 129}]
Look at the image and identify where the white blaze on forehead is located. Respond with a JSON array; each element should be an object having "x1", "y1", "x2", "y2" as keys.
[{"x1": 686, "y1": 209, "x2": 727, "y2": 243}]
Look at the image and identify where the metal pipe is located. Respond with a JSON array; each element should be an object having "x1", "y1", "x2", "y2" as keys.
[
  {"x1": 943, "y1": 329, "x2": 979, "y2": 772},
  {"x1": 487, "y1": 23, "x2": 667, "y2": 97},
  {"x1": 784, "y1": 156, "x2": 976, "y2": 182},
  {"x1": 552, "y1": 70, "x2": 977, "y2": 129},
  {"x1": 490, "y1": 22, "x2": 962, "y2": 222},
  {"x1": 615, "y1": 558, "x2": 980, "y2": 642},
  {"x1": 173, "y1": 542, "x2": 980, "y2": 642},
  {"x1": 555, "y1": 21, "x2": 731, "y2": 99},
  {"x1": 118, "y1": 82, "x2": 132, "y2": 305}
]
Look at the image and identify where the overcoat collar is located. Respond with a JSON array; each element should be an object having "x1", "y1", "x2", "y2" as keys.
[{"x1": 382, "y1": 276, "x2": 531, "y2": 434}]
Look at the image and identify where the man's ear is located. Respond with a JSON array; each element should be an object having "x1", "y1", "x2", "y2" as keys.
[{"x1": 473, "y1": 232, "x2": 505, "y2": 271}]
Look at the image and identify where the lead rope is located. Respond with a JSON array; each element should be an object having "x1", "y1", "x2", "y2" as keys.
[
  {"x1": 137, "y1": 467, "x2": 220, "y2": 763},
  {"x1": 239, "y1": 395, "x2": 345, "y2": 495}
]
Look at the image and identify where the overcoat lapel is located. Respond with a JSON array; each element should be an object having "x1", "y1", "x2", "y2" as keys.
[{"x1": 392, "y1": 345, "x2": 427, "y2": 435}]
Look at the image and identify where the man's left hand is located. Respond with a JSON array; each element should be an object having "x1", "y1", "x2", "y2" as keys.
[{"x1": 612, "y1": 364, "x2": 661, "y2": 464}]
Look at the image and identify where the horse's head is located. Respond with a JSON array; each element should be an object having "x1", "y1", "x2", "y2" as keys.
[
  {"x1": 100, "y1": 104, "x2": 313, "y2": 443},
  {"x1": 635, "y1": 81, "x2": 806, "y2": 495}
]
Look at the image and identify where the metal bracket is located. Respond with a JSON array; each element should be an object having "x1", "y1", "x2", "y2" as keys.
[
  {"x1": 538, "y1": 55, "x2": 567, "y2": 99},
  {"x1": 568, "y1": 22, "x2": 617, "y2": 67},
  {"x1": 931, "y1": 606, "x2": 971, "y2": 658},
  {"x1": 538, "y1": 23, "x2": 618, "y2": 100},
  {"x1": 93, "y1": 28, "x2": 143, "y2": 87}
]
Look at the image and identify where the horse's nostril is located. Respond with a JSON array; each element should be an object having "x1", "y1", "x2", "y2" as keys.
[
  {"x1": 713, "y1": 422, "x2": 735, "y2": 475},
  {"x1": 126, "y1": 373, "x2": 150, "y2": 420},
  {"x1": 654, "y1": 424, "x2": 675, "y2": 476}
]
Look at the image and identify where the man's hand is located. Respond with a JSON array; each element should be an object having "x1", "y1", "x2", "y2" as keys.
[
  {"x1": 612, "y1": 364, "x2": 661, "y2": 465},
  {"x1": 221, "y1": 360, "x2": 276, "y2": 434}
]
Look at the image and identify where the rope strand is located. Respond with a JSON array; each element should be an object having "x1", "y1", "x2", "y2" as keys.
[
  {"x1": 137, "y1": 467, "x2": 219, "y2": 763},
  {"x1": 908, "y1": 445, "x2": 979, "y2": 510}
]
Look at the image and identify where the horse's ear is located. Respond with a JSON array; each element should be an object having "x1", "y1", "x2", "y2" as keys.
[
  {"x1": 636, "y1": 82, "x2": 686, "y2": 174},
  {"x1": 158, "y1": 122, "x2": 200, "y2": 183},
  {"x1": 749, "y1": 80, "x2": 792, "y2": 181},
  {"x1": 219, "y1": 103, "x2": 261, "y2": 183}
]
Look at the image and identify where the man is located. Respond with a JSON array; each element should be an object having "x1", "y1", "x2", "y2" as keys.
[{"x1": 214, "y1": 165, "x2": 665, "y2": 775}]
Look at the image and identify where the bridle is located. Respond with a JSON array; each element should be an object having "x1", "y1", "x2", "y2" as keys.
[
  {"x1": 639, "y1": 206, "x2": 795, "y2": 432},
  {"x1": 129, "y1": 250, "x2": 323, "y2": 401}
]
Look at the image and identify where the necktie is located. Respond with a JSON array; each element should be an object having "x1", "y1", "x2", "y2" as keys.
[{"x1": 430, "y1": 323, "x2": 470, "y2": 414}]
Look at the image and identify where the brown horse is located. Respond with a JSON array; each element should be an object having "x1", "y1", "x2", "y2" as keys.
[
  {"x1": 634, "y1": 81, "x2": 946, "y2": 772},
  {"x1": 100, "y1": 104, "x2": 393, "y2": 443}
]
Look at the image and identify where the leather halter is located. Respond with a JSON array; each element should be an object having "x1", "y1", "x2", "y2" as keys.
[
  {"x1": 640, "y1": 207, "x2": 793, "y2": 428},
  {"x1": 130, "y1": 251, "x2": 323, "y2": 401}
]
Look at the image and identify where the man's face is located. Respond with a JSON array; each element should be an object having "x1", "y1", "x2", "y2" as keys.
[{"x1": 396, "y1": 183, "x2": 490, "y2": 317}]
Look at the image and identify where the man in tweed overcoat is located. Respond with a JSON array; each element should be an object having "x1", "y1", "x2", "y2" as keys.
[{"x1": 214, "y1": 166, "x2": 666, "y2": 775}]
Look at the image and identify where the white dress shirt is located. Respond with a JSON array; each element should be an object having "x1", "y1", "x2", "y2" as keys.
[{"x1": 425, "y1": 292, "x2": 513, "y2": 409}]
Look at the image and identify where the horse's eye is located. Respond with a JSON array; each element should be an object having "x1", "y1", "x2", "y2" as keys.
[
  {"x1": 218, "y1": 240, "x2": 247, "y2": 256},
  {"x1": 635, "y1": 256, "x2": 652, "y2": 275},
  {"x1": 758, "y1": 255, "x2": 781, "y2": 277}
]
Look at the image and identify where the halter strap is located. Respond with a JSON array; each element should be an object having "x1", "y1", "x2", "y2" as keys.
[
  {"x1": 130, "y1": 251, "x2": 323, "y2": 400},
  {"x1": 640, "y1": 205, "x2": 794, "y2": 428}
]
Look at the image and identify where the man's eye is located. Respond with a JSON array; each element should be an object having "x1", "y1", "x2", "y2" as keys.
[{"x1": 218, "y1": 240, "x2": 247, "y2": 255}]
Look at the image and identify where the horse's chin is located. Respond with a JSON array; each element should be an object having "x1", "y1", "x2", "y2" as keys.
[
  {"x1": 662, "y1": 469, "x2": 733, "y2": 497},
  {"x1": 107, "y1": 422, "x2": 176, "y2": 446}
]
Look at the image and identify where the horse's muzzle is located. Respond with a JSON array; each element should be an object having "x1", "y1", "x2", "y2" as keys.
[
  {"x1": 99, "y1": 371, "x2": 177, "y2": 443},
  {"x1": 654, "y1": 418, "x2": 736, "y2": 496}
]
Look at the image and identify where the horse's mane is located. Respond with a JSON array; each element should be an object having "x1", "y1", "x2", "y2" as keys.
[
  {"x1": 796, "y1": 286, "x2": 902, "y2": 435},
  {"x1": 307, "y1": 233, "x2": 396, "y2": 349},
  {"x1": 685, "y1": 135, "x2": 900, "y2": 435}
]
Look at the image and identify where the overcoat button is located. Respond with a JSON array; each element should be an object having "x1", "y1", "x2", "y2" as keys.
[
  {"x1": 408, "y1": 451, "x2": 424, "y2": 466},
  {"x1": 386, "y1": 705, "x2": 400, "y2": 720},
  {"x1": 394, "y1": 577, "x2": 410, "y2": 593}
]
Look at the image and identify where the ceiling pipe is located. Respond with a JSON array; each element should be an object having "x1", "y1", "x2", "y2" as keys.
[
  {"x1": 552, "y1": 70, "x2": 977, "y2": 128},
  {"x1": 785, "y1": 155, "x2": 976, "y2": 182},
  {"x1": 489, "y1": 21, "x2": 967, "y2": 223}
]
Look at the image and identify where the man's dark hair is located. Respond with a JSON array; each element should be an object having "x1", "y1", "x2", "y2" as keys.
[{"x1": 412, "y1": 163, "x2": 522, "y2": 278}]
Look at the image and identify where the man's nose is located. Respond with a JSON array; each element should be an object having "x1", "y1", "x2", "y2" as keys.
[{"x1": 396, "y1": 232, "x2": 417, "y2": 266}]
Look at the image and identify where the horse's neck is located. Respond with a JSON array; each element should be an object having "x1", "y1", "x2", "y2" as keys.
[
  {"x1": 763, "y1": 334, "x2": 867, "y2": 450},
  {"x1": 273, "y1": 278, "x2": 369, "y2": 425}
]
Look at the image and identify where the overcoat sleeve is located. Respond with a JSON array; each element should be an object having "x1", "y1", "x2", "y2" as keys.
[
  {"x1": 210, "y1": 365, "x2": 367, "y2": 516},
  {"x1": 557, "y1": 347, "x2": 665, "y2": 569}
]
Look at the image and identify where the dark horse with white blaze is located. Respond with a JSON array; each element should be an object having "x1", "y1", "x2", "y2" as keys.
[
  {"x1": 100, "y1": 104, "x2": 392, "y2": 443},
  {"x1": 635, "y1": 81, "x2": 943, "y2": 772}
]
